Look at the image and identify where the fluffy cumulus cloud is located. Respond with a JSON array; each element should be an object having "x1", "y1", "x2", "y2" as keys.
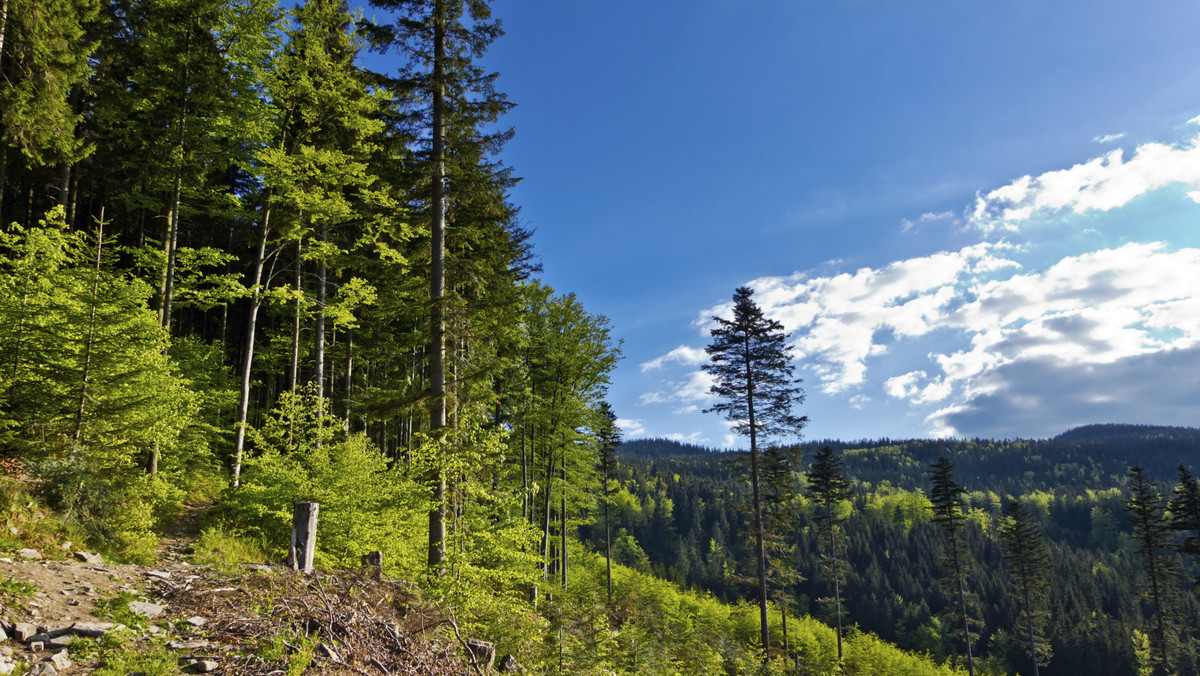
[
  {"x1": 641, "y1": 239, "x2": 1200, "y2": 438},
  {"x1": 616, "y1": 418, "x2": 647, "y2": 437},
  {"x1": 970, "y1": 133, "x2": 1200, "y2": 232},
  {"x1": 637, "y1": 120, "x2": 1200, "y2": 439}
]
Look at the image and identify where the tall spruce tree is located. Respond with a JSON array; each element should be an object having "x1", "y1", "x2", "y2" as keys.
[
  {"x1": 1125, "y1": 466, "x2": 1180, "y2": 675},
  {"x1": 998, "y1": 500, "x2": 1052, "y2": 676},
  {"x1": 928, "y1": 455, "x2": 979, "y2": 676},
  {"x1": 362, "y1": 0, "x2": 513, "y2": 571},
  {"x1": 702, "y1": 285, "x2": 806, "y2": 660},
  {"x1": 1169, "y1": 463, "x2": 1200, "y2": 592},
  {"x1": 806, "y1": 444, "x2": 853, "y2": 664}
]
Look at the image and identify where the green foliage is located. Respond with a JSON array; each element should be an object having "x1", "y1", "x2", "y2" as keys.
[{"x1": 192, "y1": 525, "x2": 266, "y2": 571}]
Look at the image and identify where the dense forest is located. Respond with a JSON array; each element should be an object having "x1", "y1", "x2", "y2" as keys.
[
  {"x1": 0, "y1": 0, "x2": 983, "y2": 673},
  {"x1": 592, "y1": 428, "x2": 1200, "y2": 676},
  {"x1": 2, "y1": 0, "x2": 1198, "y2": 674}
]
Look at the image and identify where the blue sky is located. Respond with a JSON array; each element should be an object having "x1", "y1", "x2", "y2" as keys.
[{"x1": 380, "y1": 1, "x2": 1200, "y2": 445}]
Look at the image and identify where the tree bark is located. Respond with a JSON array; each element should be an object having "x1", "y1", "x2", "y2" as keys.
[
  {"x1": 427, "y1": 0, "x2": 448, "y2": 572},
  {"x1": 232, "y1": 207, "x2": 271, "y2": 487},
  {"x1": 743, "y1": 342, "x2": 769, "y2": 658},
  {"x1": 73, "y1": 209, "x2": 104, "y2": 448}
]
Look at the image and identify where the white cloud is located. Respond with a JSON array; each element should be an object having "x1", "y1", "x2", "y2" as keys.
[
  {"x1": 970, "y1": 133, "x2": 1200, "y2": 232},
  {"x1": 1189, "y1": 114, "x2": 1200, "y2": 126},
  {"x1": 665, "y1": 431, "x2": 706, "y2": 444},
  {"x1": 901, "y1": 210, "x2": 956, "y2": 232},
  {"x1": 673, "y1": 404, "x2": 699, "y2": 415},
  {"x1": 1092, "y1": 132, "x2": 1125, "y2": 144},
  {"x1": 616, "y1": 418, "x2": 647, "y2": 437},
  {"x1": 640, "y1": 345, "x2": 707, "y2": 371}
]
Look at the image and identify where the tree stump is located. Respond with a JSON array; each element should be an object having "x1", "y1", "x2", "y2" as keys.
[
  {"x1": 288, "y1": 501, "x2": 319, "y2": 574},
  {"x1": 361, "y1": 551, "x2": 383, "y2": 580}
]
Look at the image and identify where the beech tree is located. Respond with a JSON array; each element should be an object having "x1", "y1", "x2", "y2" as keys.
[
  {"x1": 702, "y1": 285, "x2": 805, "y2": 660},
  {"x1": 998, "y1": 500, "x2": 1052, "y2": 676}
]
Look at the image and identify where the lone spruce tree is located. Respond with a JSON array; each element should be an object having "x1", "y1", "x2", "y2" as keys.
[
  {"x1": 928, "y1": 455, "x2": 978, "y2": 676},
  {"x1": 998, "y1": 500, "x2": 1052, "y2": 676},
  {"x1": 1125, "y1": 466, "x2": 1180, "y2": 675},
  {"x1": 703, "y1": 285, "x2": 806, "y2": 660},
  {"x1": 806, "y1": 445, "x2": 853, "y2": 664}
]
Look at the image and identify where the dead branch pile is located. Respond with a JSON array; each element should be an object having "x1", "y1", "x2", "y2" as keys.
[{"x1": 160, "y1": 566, "x2": 476, "y2": 675}]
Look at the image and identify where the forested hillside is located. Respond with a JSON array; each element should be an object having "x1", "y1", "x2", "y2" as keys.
[
  {"x1": 602, "y1": 426, "x2": 1200, "y2": 676},
  {"x1": 0, "y1": 0, "x2": 986, "y2": 673}
]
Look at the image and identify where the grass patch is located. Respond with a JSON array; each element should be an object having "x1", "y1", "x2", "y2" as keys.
[
  {"x1": 193, "y1": 525, "x2": 265, "y2": 571},
  {"x1": 90, "y1": 636, "x2": 177, "y2": 676},
  {"x1": 94, "y1": 591, "x2": 151, "y2": 632}
]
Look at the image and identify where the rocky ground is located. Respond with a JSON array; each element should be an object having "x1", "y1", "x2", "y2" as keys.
[{"x1": 0, "y1": 505, "x2": 495, "y2": 675}]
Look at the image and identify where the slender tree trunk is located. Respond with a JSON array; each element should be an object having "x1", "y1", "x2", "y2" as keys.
[
  {"x1": 427, "y1": 0, "x2": 448, "y2": 572},
  {"x1": 233, "y1": 207, "x2": 271, "y2": 487},
  {"x1": 540, "y1": 447, "x2": 554, "y2": 579},
  {"x1": 604, "y1": 459, "x2": 613, "y2": 605},
  {"x1": 520, "y1": 407, "x2": 529, "y2": 522},
  {"x1": 73, "y1": 209, "x2": 104, "y2": 448},
  {"x1": 1020, "y1": 573, "x2": 1039, "y2": 676},
  {"x1": 743, "y1": 346, "x2": 769, "y2": 658},
  {"x1": 560, "y1": 460, "x2": 568, "y2": 588},
  {"x1": 828, "y1": 504, "x2": 844, "y2": 663},
  {"x1": 314, "y1": 225, "x2": 327, "y2": 405},
  {"x1": 160, "y1": 55, "x2": 189, "y2": 333},
  {"x1": 290, "y1": 238, "x2": 302, "y2": 393},
  {"x1": 951, "y1": 540, "x2": 975, "y2": 676},
  {"x1": 343, "y1": 330, "x2": 352, "y2": 435}
]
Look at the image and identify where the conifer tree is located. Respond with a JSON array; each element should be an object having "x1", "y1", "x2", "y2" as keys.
[
  {"x1": 361, "y1": 0, "x2": 513, "y2": 571},
  {"x1": 806, "y1": 445, "x2": 853, "y2": 664},
  {"x1": 1125, "y1": 466, "x2": 1180, "y2": 675},
  {"x1": 702, "y1": 285, "x2": 806, "y2": 659},
  {"x1": 1169, "y1": 463, "x2": 1200, "y2": 592},
  {"x1": 928, "y1": 455, "x2": 978, "y2": 676},
  {"x1": 596, "y1": 400, "x2": 621, "y2": 605},
  {"x1": 998, "y1": 500, "x2": 1052, "y2": 676}
]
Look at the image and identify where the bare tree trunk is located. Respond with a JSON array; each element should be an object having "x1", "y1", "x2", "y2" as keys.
[
  {"x1": 540, "y1": 447, "x2": 554, "y2": 579},
  {"x1": 343, "y1": 330, "x2": 352, "y2": 435},
  {"x1": 560, "y1": 460, "x2": 567, "y2": 588},
  {"x1": 233, "y1": 207, "x2": 271, "y2": 487},
  {"x1": 160, "y1": 52, "x2": 189, "y2": 333},
  {"x1": 743, "y1": 353, "x2": 769, "y2": 659},
  {"x1": 290, "y1": 238, "x2": 302, "y2": 393},
  {"x1": 73, "y1": 208, "x2": 105, "y2": 448},
  {"x1": 427, "y1": 0, "x2": 448, "y2": 572}
]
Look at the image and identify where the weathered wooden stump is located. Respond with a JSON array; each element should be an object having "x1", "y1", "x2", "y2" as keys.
[
  {"x1": 288, "y1": 501, "x2": 319, "y2": 574},
  {"x1": 361, "y1": 550, "x2": 383, "y2": 580}
]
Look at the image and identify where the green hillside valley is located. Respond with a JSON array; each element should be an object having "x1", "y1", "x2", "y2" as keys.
[{"x1": 2, "y1": 0, "x2": 1200, "y2": 674}]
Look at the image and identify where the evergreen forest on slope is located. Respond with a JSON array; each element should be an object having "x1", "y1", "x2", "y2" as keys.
[{"x1": 1, "y1": 0, "x2": 1199, "y2": 674}]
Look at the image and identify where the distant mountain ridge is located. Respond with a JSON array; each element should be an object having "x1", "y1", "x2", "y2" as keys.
[
  {"x1": 622, "y1": 423, "x2": 1200, "y2": 458},
  {"x1": 1052, "y1": 423, "x2": 1200, "y2": 444}
]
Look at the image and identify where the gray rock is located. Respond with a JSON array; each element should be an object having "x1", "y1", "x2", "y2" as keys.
[
  {"x1": 144, "y1": 570, "x2": 171, "y2": 581},
  {"x1": 127, "y1": 601, "x2": 165, "y2": 618},
  {"x1": 25, "y1": 662, "x2": 57, "y2": 676},
  {"x1": 0, "y1": 625, "x2": 7, "y2": 642},
  {"x1": 48, "y1": 650, "x2": 71, "y2": 671},
  {"x1": 467, "y1": 639, "x2": 495, "y2": 671},
  {"x1": 167, "y1": 639, "x2": 209, "y2": 650},
  {"x1": 47, "y1": 636, "x2": 72, "y2": 649},
  {"x1": 72, "y1": 551, "x2": 103, "y2": 565},
  {"x1": 188, "y1": 661, "x2": 219, "y2": 674},
  {"x1": 17, "y1": 549, "x2": 41, "y2": 560},
  {"x1": 13, "y1": 623, "x2": 38, "y2": 642},
  {"x1": 69, "y1": 622, "x2": 115, "y2": 638},
  {"x1": 185, "y1": 616, "x2": 206, "y2": 627},
  {"x1": 498, "y1": 654, "x2": 523, "y2": 673},
  {"x1": 29, "y1": 640, "x2": 44, "y2": 652},
  {"x1": 0, "y1": 661, "x2": 13, "y2": 675}
]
